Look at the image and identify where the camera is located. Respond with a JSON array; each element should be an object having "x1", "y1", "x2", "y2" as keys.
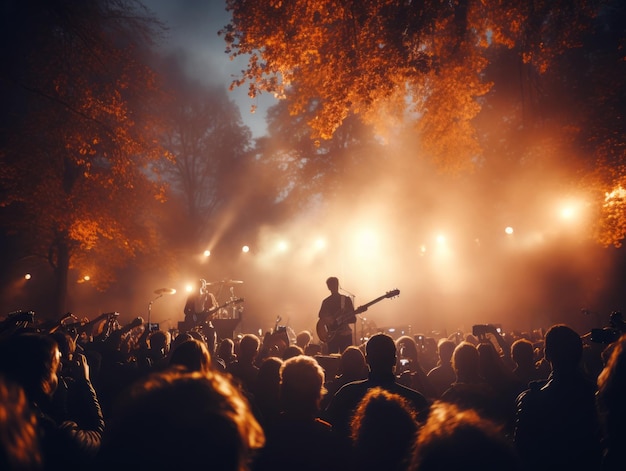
[
  {"x1": 589, "y1": 328, "x2": 620, "y2": 344},
  {"x1": 472, "y1": 324, "x2": 491, "y2": 337},
  {"x1": 148, "y1": 323, "x2": 160, "y2": 332}
]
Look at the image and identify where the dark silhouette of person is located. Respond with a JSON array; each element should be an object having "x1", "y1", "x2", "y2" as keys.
[
  {"x1": 252, "y1": 355, "x2": 345, "y2": 471},
  {"x1": 440, "y1": 342, "x2": 498, "y2": 420},
  {"x1": 228, "y1": 334, "x2": 261, "y2": 393},
  {"x1": 97, "y1": 366, "x2": 265, "y2": 471},
  {"x1": 0, "y1": 374, "x2": 43, "y2": 470},
  {"x1": 514, "y1": 324, "x2": 602, "y2": 471},
  {"x1": 0, "y1": 332, "x2": 105, "y2": 471},
  {"x1": 350, "y1": 387, "x2": 420, "y2": 471},
  {"x1": 409, "y1": 401, "x2": 523, "y2": 471},
  {"x1": 597, "y1": 333, "x2": 626, "y2": 471},
  {"x1": 426, "y1": 339, "x2": 456, "y2": 399},
  {"x1": 169, "y1": 338, "x2": 213, "y2": 374},
  {"x1": 250, "y1": 356, "x2": 283, "y2": 429},
  {"x1": 325, "y1": 333, "x2": 430, "y2": 443},
  {"x1": 321, "y1": 345, "x2": 368, "y2": 410},
  {"x1": 396, "y1": 335, "x2": 434, "y2": 398},
  {"x1": 318, "y1": 276, "x2": 355, "y2": 354}
]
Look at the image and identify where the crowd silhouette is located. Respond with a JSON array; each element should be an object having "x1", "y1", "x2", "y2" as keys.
[{"x1": 0, "y1": 307, "x2": 623, "y2": 471}]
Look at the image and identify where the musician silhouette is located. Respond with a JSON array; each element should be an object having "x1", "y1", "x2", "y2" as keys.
[
  {"x1": 318, "y1": 277, "x2": 356, "y2": 354},
  {"x1": 184, "y1": 279, "x2": 218, "y2": 327}
]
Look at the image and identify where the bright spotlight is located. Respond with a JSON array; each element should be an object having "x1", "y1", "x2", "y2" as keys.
[
  {"x1": 505, "y1": 226, "x2": 514, "y2": 235},
  {"x1": 277, "y1": 240, "x2": 289, "y2": 252},
  {"x1": 436, "y1": 234, "x2": 446, "y2": 245},
  {"x1": 83, "y1": 275, "x2": 90, "y2": 281},
  {"x1": 24, "y1": 273, "x2": 31, "y2": 280},
  {"x1": 242, "y1": 245, "x2": 250, "y2": 253},
  {"x1": 185, "y1": 284, "x2": 193, "y2": 293},
  {"x1": 314, "y1": 238, "x2": 326, "y2": 250},
  {"x1": 560, "y1": 207, "x2": 575, "y2": 220},
  {"x1": 203, "y1": 249, "x2": 211, "y2": 257}
]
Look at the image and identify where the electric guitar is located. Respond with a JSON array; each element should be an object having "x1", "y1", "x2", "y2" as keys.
[
  {"x1": 188, "y1": 298, "x2": 244, "y2": 325},
  {"x1": 316, "y1": 289, "x2": 400, "y2": 343}
]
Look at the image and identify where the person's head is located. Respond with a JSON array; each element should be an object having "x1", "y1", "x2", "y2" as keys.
[
  {"x1": 452, "y1": 342, "x2": 480, "y2": 382},
  {"x1": 396, "y1": 335, "x2": 419, "y2": 363},
  {"x1": 218, "y1": 338, "x2": 236, "y2": 361},
  {"x1": 149, "y1": 330, "x2": 171, "y2": 354},
  {"x1": 238, "y1": 334, "x2": 260, "y2": 363},
  {"x1": 295, "y1": 330, "x2": 312, "y2": 349},
  {"x1": 511, "y1": 338, "x2": 535, "y2": 368},
  {"x1": 282, "y1": 345, "x2": 304, "y2": 361},
  {"x1": 544, "y1": 324, "x2": 583, "y2": 372},
  {"x1": 366, "y1": 333, "x2": 397, "y2": 372},
  {"x1": 169, "y1": 339, "x2": 212, "y2": 374},
  {"x1": 0, "y1": 332, "x2": 61, "y2": 404},
  {"x1": 100, "y1": 367, "x2": 264, "y2": 471},
  {"x1": 409, "y1": 401, "x2": 522, "y2": 471},
  {"x1": 326, "y1": 276, "x2": 339, "y2": 293},
  {"x1": 0, "y1": 375, "x2": 42, "y2": 470},
  {"x1": 280, "y1": 355, "x2": 326, "y2": 416},
  {"x1": 351, "y1": 387, "x2": 419, "y2": 471},
  {"x1": 339, "y1": 345, "x2": 368, "y2": 378},
  {"x1": 437, "y1": 339, "x2": 456, "y2": 364}
]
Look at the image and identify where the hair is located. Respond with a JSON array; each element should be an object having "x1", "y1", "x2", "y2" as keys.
[
  {"x1": 295, "y1": 330, "x2": 312, "y2": 349},
  {"x1": 0, "y1": 375, "x2": 42, "y2": 470},
  {"x1": 280, "y1": 355, "x2": 325, "y2": 416},
  {"x1": 409, "y1": 401, "x2": 522, "y2": 471},
  {"x1": 238, "y1": 334, "x2": 260, "y2": 362},
  {"x1": 100, "y1": 367, "x2": 264, "y2": 471},
  {"x1": 544, "y1": 324, "x2": 583, "y2": 370},
  {"x1": 452, "y1": 342, "x2": 480, "y2": 380},
  {"x1": 282, "y1": 345, "x2": 304, "y2": 360},
  {"x1": 169, "y1": 338, "x2": 212, "y2": 374},
  {"x1": 149, "y1": 330, "x2": 171, "y2": 351},
  {"x1": 0, "y1": 333, "x2": 60, "y2": 404},
  {"x1": 326, "y1": 277, "x2": 339, "y2": 290},
  {"x1": 351, "y1": 387, "x2": 418, "y2": 471},
  {"x1": 339, "y1": 345, "x2": 367, "y2": 377},
  {"x1": 437, "y1": 339, "x2": 456, "y2": 364},
  {"x1": 366, "y1": 333, "x2": 397, "y2": 370},
  {"x1": 511, "y1": 338, "x2": 535, "y2": 367}
]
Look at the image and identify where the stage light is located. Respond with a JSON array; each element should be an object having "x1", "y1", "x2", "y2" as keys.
[
  {"x1": 436, "y1": 234, "x2": 446, "y2": 245},
  {"x1": 314, "y1": 238, "x2": 326, "y2": 250},
  {"x1": 24, "y1": 273, "x2": 31, "y2": 280},
  {"x1": 242, "y1": 245, "x2": 250, "y2": 253},
  {"x1": 505, "y1": 226, "x2": 514, "y2": 235},
  {"x1": 83, "y1": 275, "x2": 90, "y2": 281},
  {"x1": 185, "y1": 284, "x2": 193, "y2": 293},
  {"x1": 277, "y1": 240, "x2": 289, "y2": 252},
  {"x1": 203, "y1": 250, "x2": 211, "y2": 257}
]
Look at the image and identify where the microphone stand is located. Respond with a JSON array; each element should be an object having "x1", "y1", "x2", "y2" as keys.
[{"x1": 148, "y1": 293, "x2": 163, "y2": 329}]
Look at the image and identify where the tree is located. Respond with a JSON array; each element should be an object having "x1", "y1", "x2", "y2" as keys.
[
  {"x1": 221, "y1": 0, "x2": 625, "y2": 245},
  {"x1": 0, "y1": 0, "x2": 171, "y2": 317},
  {"x1": 156, "y1": 54, "x2": 253, "y2": 252}
]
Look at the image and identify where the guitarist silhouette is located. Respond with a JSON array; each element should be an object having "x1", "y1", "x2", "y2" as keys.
[{"x1": 318, "y1": 276, "x2": 356, "y2": 354}]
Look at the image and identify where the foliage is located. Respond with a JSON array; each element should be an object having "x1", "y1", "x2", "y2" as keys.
[
  {"x1": 0, "y1": 0, "x2": 171, "y2": 314},
  {"x1": 222, "y1": 0, "x2": 625, "y2": 246}
]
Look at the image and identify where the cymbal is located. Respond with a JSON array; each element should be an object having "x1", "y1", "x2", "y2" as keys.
[{"x1": 154, "y1": 288, "x2": 176, "y2": 295}]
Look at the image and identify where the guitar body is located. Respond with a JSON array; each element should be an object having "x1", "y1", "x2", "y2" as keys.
[
  {"x1": 186, "y1": 298, "x2": 244, "y2": 326},
  {"x1": 316, "y1": 316, "x2": 339, "y2": 343}
]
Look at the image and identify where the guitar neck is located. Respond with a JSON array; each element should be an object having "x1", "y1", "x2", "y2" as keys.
[{"x1": 355, "y1": 295, "x2": 387, "y2": 314}]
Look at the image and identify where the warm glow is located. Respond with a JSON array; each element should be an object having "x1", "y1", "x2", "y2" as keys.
[
  {"x1": 203, "y1": 249, "x2": 211, "y2": 257},
  {"x1": 24, "y1": 273, "x2": 31, "y2": 280},
  {"x1": 242, "y1": 245, "x2": 250, "y2": 253},
  {"x1": 185, "y1": 284, "x2": 193, "y2": 293},
  {"x1": 83, "y1": 275, "x2": 90, "y2": 281},
  {"x1": 277, "y1": 240, "x2": 289, "y2": 252},
  {"x1": 505, "y1": 226, "x2": 514, "y2": 235}
]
